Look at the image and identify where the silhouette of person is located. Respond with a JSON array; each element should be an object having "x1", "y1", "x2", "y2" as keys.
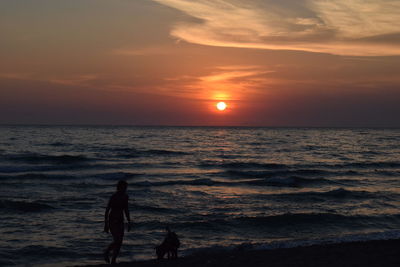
[
  {"x1": 164, "y1": 226, "x2": 180, "y2": 259},
  {"x1": 103, "y1": 180, "x2": 131, "y2": 264}
]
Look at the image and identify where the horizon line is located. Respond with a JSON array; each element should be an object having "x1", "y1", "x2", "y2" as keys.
[{"x1": 0, "y1": 124, "x2": 399, "y2": 129}]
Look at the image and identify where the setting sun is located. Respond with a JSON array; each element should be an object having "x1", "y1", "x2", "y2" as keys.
[{"x1": 216, "y1": 101, "x2": 227, "y2": 111}]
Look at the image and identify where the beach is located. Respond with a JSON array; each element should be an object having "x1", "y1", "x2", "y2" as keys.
[{"x1": 81, "y1": 239, "x2": 400, "y2": 267}]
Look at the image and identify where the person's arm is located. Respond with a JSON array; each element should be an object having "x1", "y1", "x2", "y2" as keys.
[
  {"x1": 124, "y1": 196, "x2": 131, "y2": 231},
  {"x1": 104, "y1": 198, "x2": 111, "y2": 233}
]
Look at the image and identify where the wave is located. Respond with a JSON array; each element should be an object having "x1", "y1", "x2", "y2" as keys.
[
  {"x1": 107, "y1": 147, "x2": 140, "y2": 158},
  {"x1": 220, "y1": 166, "x2": 397, "y2": 180},
  {"x1": 132, "y1": 178, "x2": 216, "y2": 187},
  {"x1": 93, "y1": 172, "x2": 142, "y2": 180},
  {"x1": 184, "y1": 230, "x2": 400, "y2": 258},
  {"x1": 265, "y1": 188, "x2": 394, "y2": 201},
  {"x1": 107, "y1": 147, "x2": 190, "y2": 158},
  {"x1": 200, "y1": 160, "x2": 400, "y2": 173},
  {"x1": 0, "y1": 171, "x2": 142, "y2": 182},
  {"x1": 49, "y1": 142, "x2": 70, "y2": 147},
  {"x1": 145, "y1": 149, "x2": 189, "y2": 156},
  {"x1": 240, "y1": 176, "x2": 337, "y2": 187},
  {"x1": 129, "y1": 176, "x2": 336, "y2": 188},
  {"x1": 199, "y1": 161, "x2": 287, "y2": 169},
  {"x1": 132, "y1": 204, "x2": 181, "y2": 213},
  {"x1": 229, "y1": 213, "x2": 353, "y2": 227},
  {"x1": 0, "y1": 173, "x2": 76, "y2": 180},
  {"x1": 2, "y1": 153, "x2": 90, "y2": 164},
  {"x1": 302, "y1": 161, "x2": 400, "y2": 170},
  {"x1": 0, "y1": 161, "x2": 147, "y2": 173},
  {"x1": 373, "y1": 170, "x2": 400, "y2": 176},
  {"x1": 0, "y1": 200, "x2": 55, "y2": 212},
  {"x1": 319, "y1": 188, "x2": 383, "y2": 198},
  {"x1": 0, "y1": 164, "x2": 85, "y2": 173},
  {"x1": 222, "y1": 168, "x2": 344, "y2": 179},
  {"x1": 252, "y1": 230, "x2": 400, "y2": 251},
  {"x1": 172, "y1": 212, "x2": 400, "y2": 230},
  {"x1": 336, "y1": 161, "x2": 400, "y2": 169}
]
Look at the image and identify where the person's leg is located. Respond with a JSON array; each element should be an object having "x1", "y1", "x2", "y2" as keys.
[
  {"x1": 110, "y1": 223, "x2": 124, "y2": 264},
  {"x1": 104, "y1": 234, "x2": 117, "y2": 263},
  {"x1": 111, "y1": 238, "x2": 122, "y2": 264},
  {"x1": 103, "y1": 242, "x2": 113, "y2": 263}
]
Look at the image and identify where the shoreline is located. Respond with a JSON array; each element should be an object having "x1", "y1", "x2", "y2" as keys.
[{"x1": 78, "y1": 238, "x2": 400, "y2": 267}]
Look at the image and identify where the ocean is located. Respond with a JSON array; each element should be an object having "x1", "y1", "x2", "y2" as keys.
[{"x1": 0, "y1": 126, "x2": 399, "y2": 266}]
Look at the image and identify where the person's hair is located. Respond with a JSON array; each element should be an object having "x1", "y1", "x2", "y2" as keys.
[{"x1": 117, "y1": 180, "x2": 128, "y2": 192}]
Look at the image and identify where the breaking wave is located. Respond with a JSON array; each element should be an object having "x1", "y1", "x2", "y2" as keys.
[{"x1": 0, "y1": 200, "x2": 55, "y2": 212}]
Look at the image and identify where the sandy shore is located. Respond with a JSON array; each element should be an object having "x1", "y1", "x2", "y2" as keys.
[{"x1": 79, "y1": 239, "x2": 400, "y2": 267}]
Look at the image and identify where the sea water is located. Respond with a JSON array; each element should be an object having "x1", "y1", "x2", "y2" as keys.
[{"x1": 0, "y1": 126, "x2": 399, "y2": 266}]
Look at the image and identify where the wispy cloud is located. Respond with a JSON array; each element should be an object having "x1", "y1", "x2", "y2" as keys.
[
  {"x1": 160, "y1": 65, "x2": 274, "y2": 100},
  {"x1": 48, "y1": 74, "x2": 99, "y2": 87},
  {"x1": 152, "y1": 0, "x2": 400, "y2": 56},
  {"x1": 0, "y1": 72, "x2": 102, "y2": 89},
  {"x1": 200, "y1": 66, "x2": 274, "y2": 82},
  {"x1": 312, "y1": 0, "x2": 400, "y2": 38}
]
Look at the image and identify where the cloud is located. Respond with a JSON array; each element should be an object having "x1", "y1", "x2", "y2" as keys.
[
  {"x1": 312, "y1": 0, "x2": 400, "y2": 38},
  {"x1": 0, "y1": 72, "x2": 105, "y2": 90},
  {"x1": 159, "y1": 65, "x2": 274, "y2": 100},
  {"x1": 200, "y1": 66, "x2": 274, "y2": 82},
  {"x1": 152, "y1": 0, "x2": 400, "y2": 56},
  {"x1": 48, "y1": 74, "x2": 99, "y2": 87}
]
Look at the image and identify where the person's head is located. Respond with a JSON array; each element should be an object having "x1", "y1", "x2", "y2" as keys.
[
  {"x1": 165, "y1": 226, "x2": 171, "y2": 233},
  {"x1": 116, "y1": 180, "x2": 128, "y2": 193}
]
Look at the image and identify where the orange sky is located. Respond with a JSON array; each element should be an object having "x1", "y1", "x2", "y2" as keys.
[{"x1": 0, "y1": 0, "x2": 400, "y2": 126}]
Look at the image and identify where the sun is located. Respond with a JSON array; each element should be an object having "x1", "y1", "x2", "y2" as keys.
[{"x1": 216, "y1": 101, "x2": 227, "y2": 111}]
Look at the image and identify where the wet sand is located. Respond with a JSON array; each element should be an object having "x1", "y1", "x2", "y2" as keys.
[{"x1": 80, "y1": 238, "x2": 400, "y2": 267}]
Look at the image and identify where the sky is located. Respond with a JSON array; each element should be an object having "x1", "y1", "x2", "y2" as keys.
[{"x1": 0, "y1": 0, "x2": 399, "y2": 126}]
